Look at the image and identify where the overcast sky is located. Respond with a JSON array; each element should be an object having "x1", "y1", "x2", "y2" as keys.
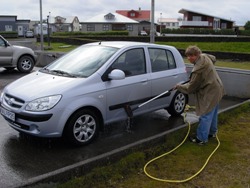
[{"x1": 1, "y1": 0, "x2": 249, "y2": 26}]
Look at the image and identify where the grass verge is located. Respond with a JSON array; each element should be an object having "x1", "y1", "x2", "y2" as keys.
[
  {"x1": 156, "y1": 42, "x2": 250, "y2": 54},
  {"x1": 57, "y1": 101, "x2": 250, "y2": 188},
  {"x1": 39, "y1": 41, "x2": 250, "y2": 70}
]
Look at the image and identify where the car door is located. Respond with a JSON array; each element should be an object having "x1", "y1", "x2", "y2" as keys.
[
  {"x1": 104, "y1": 48, "x2": 152, "y2": 123},
  {"x1": 147, "y1": 47, "x2": 180, "y2": 111},
  {"x1": 0, "y1": 37, "x2": 13, "y2": 66}
]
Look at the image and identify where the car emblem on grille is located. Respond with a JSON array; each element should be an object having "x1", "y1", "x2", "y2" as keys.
[{"x1": 7, "y1": 98, "x2": 15, "y2": 106}]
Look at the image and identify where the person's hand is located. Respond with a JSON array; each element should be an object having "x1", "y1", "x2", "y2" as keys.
[{"x1": 172, "y1": 84, "x2": 178, "y2": 90}]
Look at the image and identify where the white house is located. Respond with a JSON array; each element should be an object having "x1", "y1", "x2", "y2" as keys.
[{"x1": 80, "y1": 13, "x2": 139, "y2": 36}]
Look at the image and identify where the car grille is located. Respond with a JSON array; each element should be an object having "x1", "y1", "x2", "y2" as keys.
[{"x1": 3, "y1": 93, "x2": 25, "y2": 109}]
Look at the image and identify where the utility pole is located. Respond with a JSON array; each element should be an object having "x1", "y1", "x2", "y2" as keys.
[
  {"x1": 47, "y1": 12, "x2": 50, "y2": 47},
  {"x1": 150, "y1": 0, "x2": 155, "y2": 43},
  {"x1": 39, "y1": 0, "x2": 44, "y2": 50}
]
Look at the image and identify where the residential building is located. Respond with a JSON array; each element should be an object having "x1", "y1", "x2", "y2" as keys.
[
  {"x1": 116, "y1": 8, "x2": 150, "y2": 22},
  {"x1": 178, "y1": 8, "x2": 234, "y2": 29},
  {"x1": 32, "y1": 16, "x2": 80, "y2": 36},
  {"x1": 80, "y1": 12, "x2": 139, "y2": 36},
  {"x1": 116, "y1": 8, "x2": 153, "y2": 35},
  {"x1": 53, "y1": 16, "x2": 80, "y2": 32},
  {"x1": 16, "y1": 19, "x2": 30, "y2": 36},
  {"x1": 158, "y1": 18, "x2": 180, "y2": 30},
  {"x1": 0, "y1": 15, "x2": 30, "y2": 36}
]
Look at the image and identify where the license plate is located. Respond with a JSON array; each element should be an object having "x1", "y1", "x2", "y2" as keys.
[{"x1": 0, "y1": 106, "x2": 15, "y2": 121}]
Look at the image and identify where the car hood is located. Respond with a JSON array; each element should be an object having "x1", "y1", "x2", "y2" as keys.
[
  {"x1": 4, "y1": 71, "x2": 85, "y2": 100},
  {"x1": 12, "y1": 44, "x2": 34, "y2": 52}
]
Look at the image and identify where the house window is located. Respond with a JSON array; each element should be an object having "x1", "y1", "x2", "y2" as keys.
[
  {"x1": 112, "y1": 24, "x2": 126, "y2": 31},
  {"x1": 221, "y1": 23, "x2": 227, "y2": 29},
  {"x1": 127, "y1": 25, "x2": 133, "y2": 31},
  {"x1": 103, "y1": 24, "x2": 109, "y2": 31},
  {"x1": 5, "y1": 25, "x2": 12, "y2": 31},
  {"x1": 130, "y1": 13, "x2": 135, "y2": 17},
  {"x1": 87, "y1": 24, "x2": 95, "y2": 31},
  {"x1": 192, "y1": 16, "x2": 201, "y2": 21},
  {"x1": 104, "y1": 13, "x2": 115, "y2": 20}
]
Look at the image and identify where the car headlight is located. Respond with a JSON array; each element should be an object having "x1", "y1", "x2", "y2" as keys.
[{"x1": 25, "y1": 95, "x2": 62, "y2": 111}]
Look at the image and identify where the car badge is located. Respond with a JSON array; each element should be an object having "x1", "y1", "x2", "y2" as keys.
[{"x1": 7, "y1": 98, "x2": 14, "y2": 106}]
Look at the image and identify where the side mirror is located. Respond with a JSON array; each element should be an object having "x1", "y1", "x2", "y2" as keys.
[{"x1": 108, "y1": 69, "x2": 125, "y2": 80}]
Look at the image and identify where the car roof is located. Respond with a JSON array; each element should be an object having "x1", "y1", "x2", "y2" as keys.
[{"x1": 86, "y1": 41, "x2": 175, "y2": 50}]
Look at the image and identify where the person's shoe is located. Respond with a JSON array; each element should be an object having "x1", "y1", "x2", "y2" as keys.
[
  {"x1": 208, "y1": 134, "x2": 216, "y2": 138},
  {"x1": 189, "y1": 136, "x2": 206, "y2": 145}
]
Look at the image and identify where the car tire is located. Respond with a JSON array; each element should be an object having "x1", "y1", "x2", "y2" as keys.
[
  {"x1": 17, "y1": 55, "x2": 35, "y2": 73},
  {"x1": 64, "y1": 109, "x2": 100, "y2": 146},
  {"x1": 166, "y1": 91, "x2": 187, "y2": 116}
]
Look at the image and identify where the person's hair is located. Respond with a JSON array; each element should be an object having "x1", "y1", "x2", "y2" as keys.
[{"x1": 185, "y1": 45, "x2": 202, "y2": 56}]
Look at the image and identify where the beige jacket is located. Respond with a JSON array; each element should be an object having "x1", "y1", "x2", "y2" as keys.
[{"x1": 177, "y1": 54, "x2": 225, "y2": 116}]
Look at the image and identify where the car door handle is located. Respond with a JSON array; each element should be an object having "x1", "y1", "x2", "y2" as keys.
[{"x1": 140, "y1": 79, "x2": 148, "y2": 83}]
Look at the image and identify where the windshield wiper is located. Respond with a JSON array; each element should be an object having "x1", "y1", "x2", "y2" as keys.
[{"x1": 49, "y1": 70, "x2": 77, "y2": 77}]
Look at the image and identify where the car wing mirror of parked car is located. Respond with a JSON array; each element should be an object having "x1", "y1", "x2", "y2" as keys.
[
  {"x1": 108, "y1": 69, "x2": 125, "y2": 80},
  {"x1": 2, "y1": 39, "x2": 10, "y2": 47}
]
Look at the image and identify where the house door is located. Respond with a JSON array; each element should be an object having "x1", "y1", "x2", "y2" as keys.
[
  {"x1": 213, "y1": 19, "x2": 220, "y2": 29},
  {"x1": 18, "y1": 26, "x2": 24, "y2": 36}
]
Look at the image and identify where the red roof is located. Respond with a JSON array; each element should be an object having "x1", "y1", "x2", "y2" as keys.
[{"x1": 116, "y1": 9, "x2": 150, "y2": 21}]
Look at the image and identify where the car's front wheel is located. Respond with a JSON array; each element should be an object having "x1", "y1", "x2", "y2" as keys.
[
  {"x1": 64, "y1": 109, "x2": 100, "y2": 146},
  {"x1": 17, "y1": 55, "x2": 35, "y2": 73},
  {"x1": 166, "y1": 91, "x2": 188, "y2": 116}
]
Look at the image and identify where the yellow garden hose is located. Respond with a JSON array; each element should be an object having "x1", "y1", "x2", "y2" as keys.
[{"x1": 144, "y1": 105, "x2": 220, "y2": 183}]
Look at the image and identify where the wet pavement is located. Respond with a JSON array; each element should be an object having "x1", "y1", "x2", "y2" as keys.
[{"x1": 0, "y1": 68, "x2": 246, "y2": 187}]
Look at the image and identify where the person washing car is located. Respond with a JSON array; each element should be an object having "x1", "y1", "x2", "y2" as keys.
[{"x1": 175, "y1": 45, "x2": 225, "y2": 145}]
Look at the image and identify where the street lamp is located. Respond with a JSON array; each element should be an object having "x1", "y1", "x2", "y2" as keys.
[
  {"x1": 150, "y1": 0, "x2": 155, "y2": 43},
  {"x1": 39, "y1": 0, "x2": 44, "y2": 50},
  {"x1": 47, "y1": 13, "x2": 50, "y2": 47},
  {"x1": 160, "y1": 13, "x2": 162, "y2": 35}
]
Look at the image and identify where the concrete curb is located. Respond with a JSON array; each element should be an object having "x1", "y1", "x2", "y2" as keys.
[{"x1": 16, "y1": 99, "x2": 250, "y2": 188}]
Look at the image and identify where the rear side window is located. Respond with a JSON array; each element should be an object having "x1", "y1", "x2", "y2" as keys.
[
  {"x1": 112, "y1": 48, "x2": 146, "y2": 76},
  {"x1": 149, "y1": 48, "x2": 177, "y2": 72}
]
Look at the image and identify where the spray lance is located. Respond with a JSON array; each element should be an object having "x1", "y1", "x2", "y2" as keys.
[{"x1": 123, "y1": 80, "x2": 189, "y2": 131}]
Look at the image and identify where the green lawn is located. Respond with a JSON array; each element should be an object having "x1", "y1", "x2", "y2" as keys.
[
  {"x1": 157, "y1": 41, "x2": 250, "y2": 54},
  {"x1": 40, "y1": 41, "x2": 250, "y2": 70},
  {"x1": 57, "y1": 102, "x2": 250, "y2": 188}
]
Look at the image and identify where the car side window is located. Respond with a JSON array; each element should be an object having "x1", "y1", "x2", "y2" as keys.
[
  {"x1": 112, "y1": 48, "x2": 146, "y2": 76},
  {"x1": 0, "y1": 38, "x2": 5, "y2": 47},
  {"x1": 149, "y1": 48, "x2": 177, "y2": 72}
]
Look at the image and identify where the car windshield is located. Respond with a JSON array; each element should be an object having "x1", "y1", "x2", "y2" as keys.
[{"x1": 40, "y1": 45, "x2": 118, "y2": 77}]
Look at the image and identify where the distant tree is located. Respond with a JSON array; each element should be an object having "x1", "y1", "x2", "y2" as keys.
[{"x1": 244, "y1": 21, "x2": 250, "y2": 30}]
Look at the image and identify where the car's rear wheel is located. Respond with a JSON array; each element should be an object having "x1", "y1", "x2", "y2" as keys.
[
  {"x1": 17, "y1": 55, "x2": 35, "y2": 73},
  {"x1": 166, "y1": 91, "x2": 187, "y2": 116},
  {"x1": 64, "y1": 109, "x2": 100, "y2": 146}
]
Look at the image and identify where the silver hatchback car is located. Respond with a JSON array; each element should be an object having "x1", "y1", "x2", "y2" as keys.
[{"x1": 0, "y1": 41, "x2": 188, "y2": 146}]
